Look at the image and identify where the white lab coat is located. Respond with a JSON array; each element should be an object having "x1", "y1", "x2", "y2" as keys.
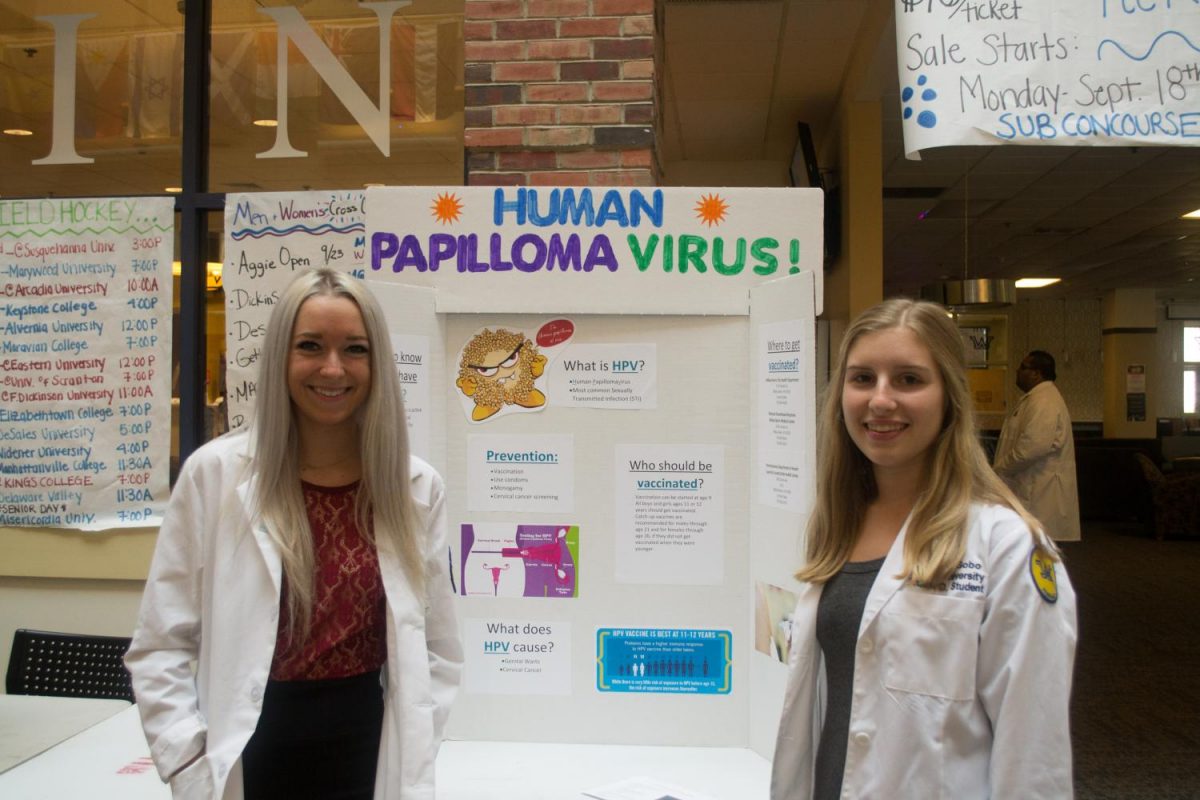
[
  {"x1": 125, "y1": 431, "x2": 463, "y2": 800},
  {"x1": 994, "y1": 381, "x2": 1081, "y2": 541},
  {"x1": 771, "y1": 504, "x2": 1076, "y2": 800}
]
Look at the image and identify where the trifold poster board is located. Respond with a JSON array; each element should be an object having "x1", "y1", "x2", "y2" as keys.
[
  {"x1": 221, "y1": 186, "x2": 820, "y2": 754},
  {"x1": 0, "y1": 197, "x2": 174, "y2": 531}
]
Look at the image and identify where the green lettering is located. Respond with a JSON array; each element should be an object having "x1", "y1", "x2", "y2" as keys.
[
  {"x1": 712, "y1": 238, "x2": 746, "y2": 276},
  {"x1": 751, "y1": 237, "x2": 779, "y2": 275},
  {"x1": 627, "y1": 234, "x2": 659, "y2": 272},
  {"x1": 679, "y1": 235, "x2": 707, "y2": 273}
]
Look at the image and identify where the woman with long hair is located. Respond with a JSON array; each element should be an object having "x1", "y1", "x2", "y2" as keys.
[
  {"x1": 772, "y1": 298, "x2": 1076, "y2": 799},
  {"x1": 127, "y1": 269, "x2": 462, "y2": 799}
]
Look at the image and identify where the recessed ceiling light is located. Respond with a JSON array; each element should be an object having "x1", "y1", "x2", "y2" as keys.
[
  {"x1": 253, "y1": 119, "x2": 278, "y2": 127},
  {"x1": 1184, "y1": 208, "x2": 1200, "y2": 219},
  {"x1": 3, "y1": 128, "x2": 33, "y2": 136},
  {"x1": 164, "y1": 186, "x2": 182, "y2": 193},
  {"x1": 1015, "y1": 278, "x2": 1062, "y2": 289}
]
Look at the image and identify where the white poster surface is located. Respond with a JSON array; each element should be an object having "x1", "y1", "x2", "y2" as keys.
[
  {"x1": 390, "y1": 333, "x2": 430, "y2": 461},
  {"x1": 463, "y1": 618, "x2": 572, "y2": 695},
  {"x1": 547, "y1": 343, "x2": 657, "y2": 409},
  {"x1": 467, "y1": 434, "x2": 574, "y2": 513},
  {"x1": 894, "y1": 1, "x2": 1200, "y2": 156},
  {"x1": 614, "y1": 444, "x2": 724, "y2": 585},
  {"x1": 365, "y1": 186, "x2": 825, "y2": 315},
  {"x1": 223, "y1": 190, "x2": 365, "y2": 430},
  {"x1": 0, "y1": 197, "x2": 174, "y2": 530},
  {"x1": 757, "y1": 320, "x2": 808, "y2": 511}
]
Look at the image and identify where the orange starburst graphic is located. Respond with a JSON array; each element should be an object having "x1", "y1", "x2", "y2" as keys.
[
  {"x1": 694, "y1": 193, "x2": 729, "y2": 227},
  {"x1": 431, "y1": 192, "x2": 464, "y2": 224}
]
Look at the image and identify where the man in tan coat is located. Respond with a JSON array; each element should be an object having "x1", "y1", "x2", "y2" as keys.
[{"x1": 994, "y1": 350, "x2": 1081, "y2": 541}]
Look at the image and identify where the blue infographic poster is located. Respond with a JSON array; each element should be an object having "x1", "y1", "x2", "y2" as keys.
[{"x1": 596, "y1": 628, "x2": 731, "y2": 694}]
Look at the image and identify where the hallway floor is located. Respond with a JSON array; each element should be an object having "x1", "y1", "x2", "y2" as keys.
[{"x1": 1063, "y1": 522, "x2": 1200, "y2": 799}]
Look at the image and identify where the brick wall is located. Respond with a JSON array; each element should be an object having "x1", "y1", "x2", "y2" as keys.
[{"x1": 464, "y1": 0, "x2": 659, "y2": 186}]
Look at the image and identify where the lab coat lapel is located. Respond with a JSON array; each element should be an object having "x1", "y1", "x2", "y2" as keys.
[
  {"x1": 856, "y1": 515, "x2": 911, "y2": 639},
  {"x1": 234, "y1": 466, "x2": 283, "y2": 595}
]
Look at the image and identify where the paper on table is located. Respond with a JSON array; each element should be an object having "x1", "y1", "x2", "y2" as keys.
[{"x1": 582, "y1": 776, "x2": 719, "y2": 800}]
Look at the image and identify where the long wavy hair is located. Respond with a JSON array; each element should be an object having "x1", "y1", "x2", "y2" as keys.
[
  {"x1": 797, "y1": 298, "x2": 1055, "y2": 586},
  {"x1": 250, "y1": 269, "x2": 424, "y2": 642}
]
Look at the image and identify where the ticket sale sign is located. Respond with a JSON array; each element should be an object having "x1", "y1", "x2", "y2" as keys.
[
  {"x1": 365, "y1": 186, "x2": 824, "y2": 315},
  {"x1": 894, "y1": 0, "x2": 1200, "y2": 156}
]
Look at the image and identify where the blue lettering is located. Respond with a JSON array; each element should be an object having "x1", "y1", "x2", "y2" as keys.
[
  {"x1": 595, "y1": 192, "x2": 630, "y2": 227},
  {"x1": 492, "y1": 188, "x2": 524, "y2": 225},
  {"x1": 629, "y1": 190, "x2": 664, "y2": 228}
]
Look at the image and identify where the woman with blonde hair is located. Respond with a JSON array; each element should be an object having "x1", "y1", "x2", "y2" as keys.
[
  {"x1": 127, "y1": 268, "x2": 462, "y2": 799},
  {"x1": 772, "y1": 298, "x2": 1076, "y2": 799}
]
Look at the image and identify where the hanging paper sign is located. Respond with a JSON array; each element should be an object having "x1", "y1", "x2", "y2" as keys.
[
  {"x1": 223, "y1": 190, "x2": 365, "y2": 431},
  {"x1": 894, "y1": 0, "x2": 1200, "y2": 156},
  {"x1": 0, "y1": 197, "x2": 174, "y2": 530}
]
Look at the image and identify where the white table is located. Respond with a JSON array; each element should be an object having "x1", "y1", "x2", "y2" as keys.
[
  {"x1": 0, "y1": 701, "x2": 771, "y2": 799},
  {"x1": 0, "y1": 702, "x2": 166, "y2": 799},
  {"x1": 0, "y1": 695, "x2": 132, "y2": 774},
  {"x1": 437, "y1": 740, "x2": 771, "y2": 800}
]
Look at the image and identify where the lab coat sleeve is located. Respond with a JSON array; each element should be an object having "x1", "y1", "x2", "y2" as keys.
[
  {"x1": 421, "y1": 471, "x2": 463, "y2": 744},
  {"x1": 976, "y1": 520, "x2": 1077, "y2": 798},
  {"x1": 124, "y1": 455, "x2": 209, "y2": 782},
  {"x1": 993, "y1": 395, "x2": 1066, "y2": 477}
]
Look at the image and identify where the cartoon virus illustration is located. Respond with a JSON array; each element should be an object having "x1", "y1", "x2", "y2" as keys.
[
  {"x1": 431, "y1": 191, "x2": 464, "y2": 224},
  {"x1": 902, "y1": 74, "x2": 938, "y2": 130},
  {"x1": 455, "y1": 328, "x2": 548, "y2": 422},
  {"x1": 694, "y1": 193, "x2": 729, "y2": 227}
]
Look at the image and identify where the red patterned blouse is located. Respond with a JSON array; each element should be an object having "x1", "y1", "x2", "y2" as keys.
[{"x1": 269, "y1": 481, "x2": 386, "y2": 681}]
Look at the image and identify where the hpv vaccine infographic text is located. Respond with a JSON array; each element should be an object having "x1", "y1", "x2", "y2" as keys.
[{"x1": 596, "y1": 628, "x2": 732, "y2": 694}]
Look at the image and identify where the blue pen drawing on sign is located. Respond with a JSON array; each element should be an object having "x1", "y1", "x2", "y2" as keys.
[
  {"x1": 903, "y1": 74, "x2": 940, "y2": 129},
  {"x1": 1097, "y1": 30, "x2": 1200, "y2": 62}
]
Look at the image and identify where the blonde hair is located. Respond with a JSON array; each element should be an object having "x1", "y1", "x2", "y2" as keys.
[
  {"x1": 250, "y1": 269, "x2": 424, "y2": 643},
  {"x1": 797, "y1": 298, "x2": 1055, "y2": 587}
]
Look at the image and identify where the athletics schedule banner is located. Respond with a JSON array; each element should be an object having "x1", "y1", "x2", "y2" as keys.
[
  {"x1": 894, "y1": 0, "x2": 1200, "y2": 157},
  {"x1": 0, "y1": 197, "x2": 174, "y2": 530},
  {"x1": 222, "y1": 190, "x2": 366, "y2": 432}
]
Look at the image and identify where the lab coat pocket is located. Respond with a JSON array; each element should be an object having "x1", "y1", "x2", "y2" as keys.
[
  {"x1": 168, "y1": 755, "x2": 213, "y2": 800},
  {"x1": 878, "y1": 591, "x2": 983, "y2": 701}
]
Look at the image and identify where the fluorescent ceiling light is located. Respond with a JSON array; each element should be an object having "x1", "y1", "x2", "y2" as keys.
[
  {"x1": 1184, "y1": 208, "x2": 1200, "y2": 219},
  {"x1": 253, "y1": 119, "x2": 278, "y2": 127},
  {"x1": 3, "y1": 128, "x2": 33, "y2": 136},
  {"x1": 1015, "y1": 278, "x2": 1062, "y2": 288},
  {"x1": 164, "y1": 186, "x2": 182, "y2": 193}
]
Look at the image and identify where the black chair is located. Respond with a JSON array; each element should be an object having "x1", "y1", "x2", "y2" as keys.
[{"x1": 5, "y1": 629, "x2": 134, "y2": 703}]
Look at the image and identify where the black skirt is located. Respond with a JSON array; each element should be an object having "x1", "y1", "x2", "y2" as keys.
[{"x1": 241, "y1": 669, "x2": 384, "y2": 800}]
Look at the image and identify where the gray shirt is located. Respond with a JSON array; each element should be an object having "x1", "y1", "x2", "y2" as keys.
[{"x1": 813, "y1": 556, "x2": 885, "y2": 800}]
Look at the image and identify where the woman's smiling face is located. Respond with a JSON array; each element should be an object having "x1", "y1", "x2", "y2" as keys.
[
  {"x1": 841, "y1": 326, "x2": 946, "y2": 481},
  {"x1": 286, "y1": 294, "x2": 371, "y2": 439}
]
